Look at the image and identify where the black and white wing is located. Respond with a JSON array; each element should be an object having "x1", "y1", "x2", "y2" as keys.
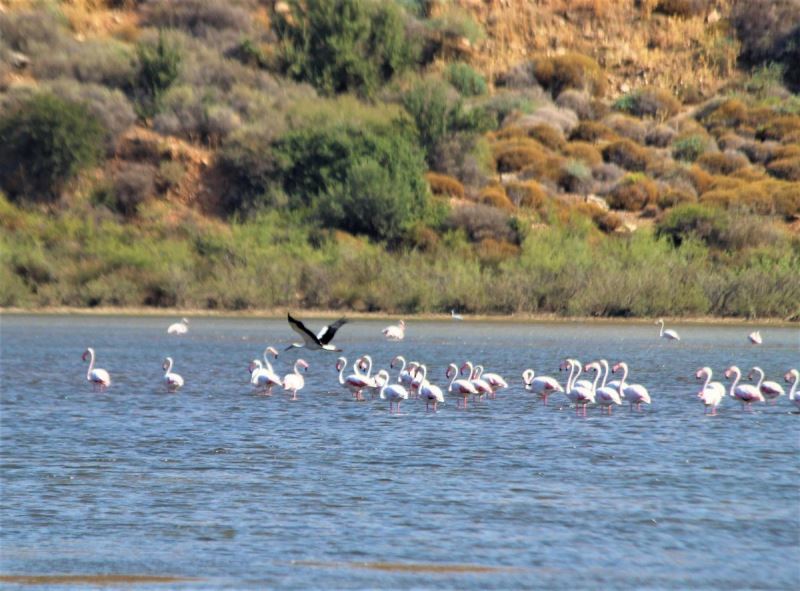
[
  {"x1": 317, "y1": 317, "x2": 348, "y2": 345},
  {"x1": 287, "y1": 313, "x2": 322, "y2": 348}
]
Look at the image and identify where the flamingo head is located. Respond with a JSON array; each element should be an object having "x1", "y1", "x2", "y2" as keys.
[
  {"x1": 785, "y1": 369, "x2": 799, "y2": 383},
  {"x1": 162, "y1": 357, "x2": 172, "y2": 371},
  {"x1": 407, "y1": 362, "x2": 420, "y2": 374},
  {"x1": 695, "y1": 367, "x2": 709, "y2": 380},
  {"x1": 558, "y1": 359, "x2": 571, "y2": 372},
  {"x1": 249, "y1": 359, "x2": 262, "y2": 373},
  {"x1": 398, "y1": 320, "x2": 406, "y2": 329},
  {"x1": 446, "y1": 363, "x2": 458, "y2": 379},
  {"x1": 522, "y1": 369, "x2": 534, "y2": 386},
  {"x1": 375, "y1": 371, "x2": 389, "y2": 388},
  {"x1": 390, "y1": 355, "x2": 403, "y2": 369},
  {"x1": 655, "y1": 318, "x2": 663, "y2": 325},
  {"x1": 724, "y1": 366, "x2": 739, "y2": 379},
  {"x1": 748, "y1": 366, "x2": 763, "y2": 381},
  {"x1": 296, "y1": 359, "x2": 309, "y2": 372},
  {"x1": 266, "y1": 347, "x2": 279, "y2": 359},
  {"x1": 611, "y1": 362, "x2": 624, "y2": 374},
  {"x1": 81, "y1": 349, "x2": 91, "y2": 362},
  {"x1": 459, "y1": 362, "x2": 471, "y2": 376},
  {"x1": 584, "y1": 361, "x2": 600, "y2": 373},
  {"x1": 335, "y1": 357, "x2": 346, "y2": 372}
]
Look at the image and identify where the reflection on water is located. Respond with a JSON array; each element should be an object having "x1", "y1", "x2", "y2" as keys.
[{"x1": 1, "y1": 315, "x2": 798, "y2": 590}]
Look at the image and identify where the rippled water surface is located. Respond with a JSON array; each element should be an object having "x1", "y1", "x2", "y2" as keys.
[{"x1": 1, "y1": 315, "x2": 798, "y2": 590}]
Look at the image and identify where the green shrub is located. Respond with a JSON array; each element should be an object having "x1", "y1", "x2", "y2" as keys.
[
  {"x1": 0, "y1": 93, "x2": 104, "y2": 202},
  {"x1": 133, "y1": 32, "x2": 182, "y2": 118},
  {"x1": 275, "y1": 0, "x2": 417, "y2": 97},
  {"x1": 446, "y1": 62, "x2": 487, "y2": 97},
  {"x1": 612, "y1": 87, "x2": 681, "y2": 119},
  {"x1": 671, "y1": 134, "x2": 710, "y2": 162},
  {"x1": 655, "y1": 203, "x2": 726, "y2": 247},
  {"x1": 34, "y1": 37, "x2": 135, "y2": 89},
  {"x1": 532, "y1": 52, "x2": 606, "y2": 97}
]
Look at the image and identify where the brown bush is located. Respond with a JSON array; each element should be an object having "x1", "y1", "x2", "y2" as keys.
[
  {"x1": 708, "y1": 175, "x2": 745, "y2": 191},
  {"x1": 716, "y1": 132, "x2": 747, "y2": 152},
  {"x1": 532, "y1": 52, "x2": 606, "y2": 97},
  {"x1": 602, "y1": 139, "x2": 651, "y2": 171},
  {"x1": 558, "y1": 160, "x2": 594, "y2": 194},
  {"x1": 603, "y1": 114, "x2": 648, "y2": 143},
  {"x1": 492, "y1": 138, "x2": 550, "y2": 172},
  {"x1": 700, "y1": 182, "x2": 775, "y2": 215},
  {"x1": 607, "y1": 174, "x2": 659, "y2": 211},
  {"x1": 771, "y1": 144, "x2": 800, "y2": 162},
  {"x1": 526, "y1": 124, "x2": 566, "y2": 150},
  {"x1": 563, "y1": 141, "x2": 603, "y2": 166},
  {"x1": 696, "y1": 151, "x2": 750, "y2": 175},
  {"x1": 614, "y1": 87, "x2": 681, "y2": 119},
  {"x1": 687, "y1": 165, "x2": 714, "y2": 194},
  {"x1": 767, "y1": 157, "x2": 800, "y2": 181},
  {"x1": 731, "y1": 166, "x2": 767, "y2": 182},
  {"x1": 447, "y1": 203, "x2": 518, "y2": 242},
  {"x1": 757, "y1": 115, "x2": 800, "y2": 142},
  {"x1": 426, "y1": 172, "x2": 465, "y2": 199},
  {"x1": 555, "y1": 89, "x2": 609, "y2": 120},
  {"x1": 477, "y1": 238, "x2": 520, "y2": 265},
  {"x1": 773, "y1": 182, "x2": 800, "y2": 216},
  {"x1": 519, "y1": 152, "x2": 566, "y2": 184},
  {"x1": 699, "y1": 98, "x2": 749, "y2": 129},
  {"x1": 655, "y1": 0, "x2": 711, "y2": 17},
  {"x1": 595, "y1": 211, "x2": 623, "y2": 233},
  {"x1": 569, "y1": 121, "x2": 618, "y2": 142},
  {"x1": 506, "y1": 181, "x2": 547, "y2": 209},
  {"x1": 479, "y1": 186, "x2": 515, "y2": 211},
  {"x1": 657, "y1": 188, "x2": 697, "y2": 209},
  {"x1": 646, "y1": 124, "x2": 677, "y2": 148},
  {"x1": 739, "y1": 139, "x2": 779, "y2": 164}
]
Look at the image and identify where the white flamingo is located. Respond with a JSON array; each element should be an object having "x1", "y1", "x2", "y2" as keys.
[
  {"x1": 695, "y1": 367, "x2": 725, "y2": 415},
  {"x1": 167, "y1": 318, "x2": 189, "y2": 335},
  {"x1": 357, "y1": 355, "x2": 384, "y2": 398},
  {"x1": 375, "y1": 369, "x2": 408, "y2": 413},
  {"x1": 162, "y1": 357, "x2": 184, "y2": 392},
  {"x1": 391, "y1": 356, "x2": 419, "y2": 390},
  {"x1": 451, "y1": 309, "x2": 463, "y2": 321},
  {"x1": 473, "y1": 364, "x2": 508, "y2": 398},
  {"x1": 561, "y1": 358, "x2": 593, "y2": 391},
  {"x1": 785, "y1": 369, "x2": 799, "y2": 411},
  {"x1": 724, "y1": 365, "x2": 764, "y2": 410},
  {"x1": 382, "y1": 320, "x2": 406, "y2": 341},
  {"x1": 585, "y1": 361, "x2": 622, "y2": 414},
  {"x1": 748, "y1": 366, "x2": 785, "y2": 404},
  {"x1": 414, "y1": 364, "x2": 444, "y2": 412},
  {"x1": 460, "y1": 362, "x2": 493, "y2": 400},
  {"x1": 563, "y1": 359, "x2": 596, "y2": 416},
  {"x1": 82, "y1": 347, "x2": 111, "y2": 391},
  {"x1": 748, "y1": 331, "x2": 762, "y2": 345},
  {"x1": 611, "y1": 362, "x2": 651, "y2": 411},
  {"x1": 446, "y1": 363, "x2": 479, "y2": 408},
  {"x1": 283, "y1": 359, "x2": 309, "y2": 400},
  {"x1": 335, "y1": 357, "x2": 370, "y2": 401},
  {"x1": 521, "y1": 368, "x2": 564, "y2": 405},
  {"x1": 249, "y1": 346, "x2": 282, "y2": 395},
  {"x1": 596, "y1": 359, "x2": 622, "y2": 391},
  {"x1": 656, "y1": 318, "x2": 680, "y2": 341}
]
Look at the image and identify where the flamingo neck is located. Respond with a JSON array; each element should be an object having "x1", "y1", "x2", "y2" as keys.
[
  {"x1": 395, "y1": 357, "x2": 406, "y2": 375},
  {"x1": 728, "y1": 368, "x2": 741, "y2": 397},
  {"x1": 86, "y1": 350, "x2": 95, "y2": 379},
  {"x1": 568, "y1": 361, "x2": 580, "y2": 390},
  {"x1": 700, "y1": 370, "x2": 711, "y2": 392},
  {"x1": 591, "y1": 366, "x2": 601, "y2": 392},
  {"x1": 751, "y1": 368, "x2": 765, "y2": 389},
  {"x1": 463, "y1": 361, "x2": 474, "y2": 379},
  {"x1": 337, "y1": 358, "x2": 346, "y2": 385},
  {"x1": 447, "y1": 366, "x2": 458, "y2": 392},
  {"x1": 523, "y1": 369, "x2": 534, "y2": 387},
  {"x1": 617, "y1": 364, "x2": 628, "y2": 396},
  {"x1": 294, "y1": 361, "x2": 303, "y2": 375},
  {"x1": 600, "y1": 360, "x2": 609, "y2": 388},
  {"x1": 474, "y1": 365, "x2": 484, "y2": 379},
  {"x1": 658, "y1": 320, "x2": 665, "y2": 337},
  {"x1": 361, "y1": 356, "x2": 373, "y2": 378},
  {"x1": 788, "y1": 373, "x2": 799, "y2": 399},
  {"x1": 417, "y1": 365, "x2": 428, "y2": 387},
  {"x1": 164, "y1": 358, "x2": 173, "y2": 375}
]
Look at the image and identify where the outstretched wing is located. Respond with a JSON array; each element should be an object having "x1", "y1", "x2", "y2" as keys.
[
  {"x1": 318, "y1": 317, "x2": 348, "y2": 345},
  {"x1": 287, "y1": 313, "x2": 321, "y2": 347}
]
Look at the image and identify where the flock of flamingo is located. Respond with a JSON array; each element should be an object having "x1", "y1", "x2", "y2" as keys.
[{"x1": 80, "y1": 315, "x2": 799, "y2": 416}]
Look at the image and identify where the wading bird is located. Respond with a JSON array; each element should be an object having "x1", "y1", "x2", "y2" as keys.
[
  {"x1": 748, "y1": 331, "x2": 762, "y2": 345},
  {"x1": 724, "y1": 365, "x2": 764, "y2": 410},
  {"x1": 162, "y1": 357, "x2": 184, "y2": 392},
  {"x1": 82, "y1": 348, "x2": 111, "y2": 391},
  {"x1": 382, "y1": 319, "x2": 406, "y2": 341},
  {"x1": 748, "y1": 366, "x2": 784, "y2": 403},
  {"x1": 283, "y1": 359, "x2": 309, "y2": 400},
  {"x1": 695, "y1": 367, "x2": 725, "y2": 415},
  {"x1": 785, "y1": 369, "x2": 799, "y2": 411},
  {"x1": 167, "y1": 318, "x2": 189, "y2": 335},
  {"x1": 656, "y1": 319, "x2": 680, "y2": 341},
  {"x1": 521, "y1": 368, "x2": 564, "y2": 405}
]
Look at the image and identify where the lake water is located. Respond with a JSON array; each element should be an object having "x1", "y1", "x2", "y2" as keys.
[{"x1": 1, "y1": 315, "x2": 798, "y2": 590}]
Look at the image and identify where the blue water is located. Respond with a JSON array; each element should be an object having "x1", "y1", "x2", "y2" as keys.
[{"x1": 1, "y1": 315, "x2": 798, "y2": 590}]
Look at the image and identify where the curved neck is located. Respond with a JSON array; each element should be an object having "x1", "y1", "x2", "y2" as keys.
[
  {"x1": 474, "y1": 365, "x2": 484, "y2": 379},
  {"x1": 337, "y1": 358, "x2": 346, "y2": 385},
  {"x1": 728, "y1": 368, "x2": 741, "y2": 396},
  {"x1": 360, "y1": 356, "x2": 373, "y2": 378},
  {"x1": 789, "y1": 373, "x2": 799, "y2": 398},
  {"x1": 568, "y1": 361, "x2": 580, "y2": 390},
  {"x1": 701, "y1": 370, "x2": 711, "y2": 392},
  {"x1": 658, "y1": 320, "x2": 665, "y2": 337},
  {"x1": 448, "y1": 365, "x2": 459, "y2": 391},
  {"x1": 600, "y1": 360, "x2": 609, "y2": 388},
  {"x1": 591, "y1": 366, "x2": 601, "y2": 392},
  {"x1": 417, "y1": 365, "x2": 428, "y2": 385},
  {"x1": 751, "y1": 368, "x2": 765, "y2": 389},
  {"x1": 293, "y1": 361, "x2": 303, "y2": 375},
  {"x1": 463, "y1": 361, "x2": 474, "y2": 378},
  {"x1": 262, "y1": 348, "x2": 275, "y2": 373},
  {"x1": 164, "y1": 358, "x2": 174, "y2": 375},
  {"x1": 395, "y1": 356, "x2": 406, "y2": 375},
  {"x1": 523, "y1": 369, "x2": 534, "y2": 387},
  {"x1": 617, "y1": 364, "x2": 628, "y2": 395},
  {"x1": 85, "y1": 350, "x2": 95, "y2": 378}
]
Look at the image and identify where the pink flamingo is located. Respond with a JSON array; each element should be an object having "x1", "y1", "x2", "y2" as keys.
[
  {"x1": 585, "y1": 361, "x2": 622, "y2": 414},
  {"x1": 82, "y1": 348, "x2": 110, "y2": 391},
  {"x1": 521, "y1": 368, "x2": 564, "y2": 405},
  {"x1": 473, "y1": 365, "x2": 508, "y2": 398},
  {"x1": 724, "y1": 365, "x2": 764, "y2": 410},
  {"x1": 656, "y1": 318, "x2": 680, "y2": 341},
  {"x1": 695, "y1": 367, "x2": 725, "y2": 415},
  {"x1": 375, "y1": 370, "x2": 408, "y2": 413},
  {"x1": 785, "y1": 369, "x2": 799, "y2": 411},
  {"x1": 283, "y1": 359, "x2": 308, "y2": 400},
  {"x1": 611, "y1": 362, "x2": 651, "y2": 411},
  {"x1": 249, "y1": 346, "x2": 281, "y2": 395},
  {"x1": 336, "y1": 357, "x2": 370, "y2": 401},
  {"x1": 414, "y1": 365, "x2": 444, "y2": 412},
  {"x1": 748, "y1": 366, "x2": 785, "y2": 404},
  {"x1": 460, "y1": 362, "x2": 493, "y2": 401},
  {"x1": 162, "y1": 357, "x2": 184, "y2": 392},
  {"x1": 563, "y1": 359, "x2": 596, "y2": 416},
  {"x1": 382, "y1": 320, "x2": 406, "y2": 341},
  {"x1": 446, "y1": 363, "x2": 479, "y2": 408},
  {"x1": 748, "y1": 331, "x2": 762, "y2": 344}
]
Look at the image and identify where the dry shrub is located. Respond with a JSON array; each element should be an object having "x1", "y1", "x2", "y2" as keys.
[
  {"x1": 526, "y1": 124, "x2": 566, "y2": 151},
  {"x1": 739, "y1": 139, "x2": 779, "y2": 164},
  {"x1": 519, "y1": 153, "x2": 566, "y2": 184},
  {"x1": 657, "y1": 188, "x2": 697, "y2": 209},
  {"x1": 595, "y1": 211, "x2": 623, "y2": 233},
  {"x1": 700, "y1": 183, "x2": 775, "y2": 215},
  {"x1": 757, "y1": 115, "x2": 800, "y2": 142},
  {"x1": 408, "y1": 223, "x2": 439, "y2": 252},
  {"x1": 716, "y1": 132, "x2": 747, "y2": 152},
  {"x1": 569, "y1": 121, "x2": 617, "y2": 142},
  {"x1": 506, "y1": 181, "x2": 547, "y2": 209},
  {"x1": 532, "y1": 52, "x2": 607, "y2": 97},
  {"x1": 447, "y1": 203, "x2": 517, "y2": 242},
  {"x1": 479, "y1": 186, "x2": 515, "y2": 211},
  {"x1": 773, "y1": 182, "x2": 800, "y2": 216},
  {"x1": 707, "y1": 175, "x2": 744, "y2": 191},
  {"x1": 607, "y1": 174, "x2": 659, "y2": 211},
  {"x1": 687, "y1": 165, "x2": 714, "y2": 194},
  {"x1": 655, "y1": 0, "x2": 711, "y2": 17},
  {"x1": 731, "y1": 166, "x2": 767, "y2": 182},
  {"x1": 556, "y1": 89, "x2": 609, "y2": 120},
  {"x1": 603, "y1": 114, "x2": 648, "y2": 143},
  {"x1": 511, "y1": 105, "x2": 579, "y2": 135},
  {"x1": 614, "y1": 87, "x2": 681, "y2": 119},
  {"x1": 646, "y1": 124, "x2": 677, "y2": 148},
  {"x1": 492, "y1": 138, "x2": 550, "y2": 172},
  {"x1": 767, "y1": 157, "x2": 800, "y2": 181},
  {"x1": 492, "y1": 126, "x2": 529, "y2": 141},
  {"x1": 696, "y1": 151, "x2": 750, "y2": 175},
  {"x1": 426, "y1": 172, "x2": 464, "y2": 199},
  {"x1": 558, "y1": 160, "x2": 594, "y2": 194},
  {"x1": 104, "y1": 162, "x2": 156, "y2": 217},
  {"x1": 699, "y1": 98, "x2": 749, "y2": 129},
  {"x1": 592, "y1": 162, "x2": 625, "y2": 183},
  {"x1": 771, "y1": 144, "x2": 800, "y2": 161},
  {"x1": 602, "y1": 139, "x2": 651, "y2": 171},
  {"x1": 477, "y1": 238, "x2": 520, "y2": 265},
  {"x1": 563, "y1": 141, "x2": 603, "y2": 166},
  {"x1": 141, "y1": 0, "x2": 255, "y2": 48}
]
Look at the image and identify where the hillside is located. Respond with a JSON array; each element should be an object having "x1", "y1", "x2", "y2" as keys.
[{"x1": 0, "y1": 0, "x2": 798, "y2": 318}]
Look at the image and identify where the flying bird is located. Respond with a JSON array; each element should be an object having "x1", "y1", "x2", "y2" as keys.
[{"x1": 286, "y1": 313, "x2": 347, "y2": 352}]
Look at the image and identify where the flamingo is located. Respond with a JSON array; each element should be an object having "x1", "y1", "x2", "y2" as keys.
[
  {"x1": 748, "y1": 367, "x2": 784, "y2": 403},
  {"x1": 473, "y1": 365, "x2": 508, "y2": 398},
  {"x1": 451, "y1": 309, "x2": 463, "y2": 321},
  {"x1": 391, "y1": 356, "x2": 419, "y2": 390},
  {"x1": 382, "y1": 319, "x2": 406, "y2": 341},
  {"x1": 335, "y1": 357, "x2": 370, "y2": 401},
  {"x1": 162, "y1": 357, "x2": 184, "y2": 392},
  {"x1": 283, "y1": 359, "x2": 309, "y2": 400},
  {"x1": 656, "y1": 318, "x2": 680, "y2": 341},
  {"x1": 785, "y1": 369, "x2": 799, "y2": 411},
  {"x1": 167, "y1": 318, "x2": 189, "y2": 335},
  {"x1": 286, "y1": 313, "x2": 347, "y2": 352},
  {"x1": 695, "y1": 367, "x2": 725, "y2": 415},
  {"x1": 724, "y1": 365, "x2": 764, "y2": 410},
  {"x1": 611, "y1": 362, "x2": 651, "y2": 411},
  {"x1": 563, "y1": 359, "x2": 596, "y2": 416},
  {"x1": 446, "y1": 363, "x2": 479, "y2": 408},
  {"x1": 356, "y1": 355, "x2": 383, "y2": 398},
  {"x1": 596, "y1": 359, "x2": 622, "y2": 391},
  {"x1": 250, "y1": 346, "x2": 282, "y2": 395},
  {"x1": 748, "y1": 331, "x2": 762, "y2": 345},
  {"x1": 375, "y1": 369, "x2": 408, "y2": 413},
  {"x1": 560, "y1": 358, "x2": 593, "y2": 391},
  {"x1": 460, "y1": 362, "x2": 493, "y2": 400},
  {"x1": 521, "y1": 368, "x2": 564, "y2": 405},
  {"x1": 82, "y1": 348, "x2": 111, "y2": 391},
  {"x1": 414, "y1": 365, "x2": 444, "y2": 412},
  {"x1": 584, "y1": 362, "x2": 622, "y2": 414}
]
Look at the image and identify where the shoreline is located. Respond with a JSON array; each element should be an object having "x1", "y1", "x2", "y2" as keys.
[{"x1": 1, "y1": 306, "x2": 796, "y2": 327}]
